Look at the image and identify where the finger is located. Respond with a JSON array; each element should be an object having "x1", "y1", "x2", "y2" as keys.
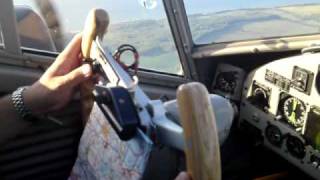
[
  {"x1": 175, "y1": 172, "x2": 191, "y2": 180},
  {"x1": 46, "y1": 33, "x2": 83, "y2": 77},
  {"x1": 59, "y1": 63, "x2": 92, "y2": 88},
  {"x1": 53, "y1": 33, "x2": 82, "y2": 69},
  {"x1": 61, "y1": 33, "x2": 82, "y2": 59}
]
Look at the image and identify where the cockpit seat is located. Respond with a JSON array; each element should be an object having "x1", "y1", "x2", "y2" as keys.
[{"x1": 15, "y1": 6, "x2": 56, "y2": 52}]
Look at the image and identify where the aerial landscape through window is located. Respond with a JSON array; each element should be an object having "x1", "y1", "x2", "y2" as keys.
[{"x1": 14, "y1": 0, "x2": 320, "y2": 73}]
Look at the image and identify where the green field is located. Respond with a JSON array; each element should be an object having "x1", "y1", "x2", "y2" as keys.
[
  {"x1": 64, "y1": 3, "x2": 320, "y2": 74},
  {"x1": 188, "y1": 3, "x2": 320, "y2": 44}
]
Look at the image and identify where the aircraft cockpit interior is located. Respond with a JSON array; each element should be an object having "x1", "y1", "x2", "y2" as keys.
[
  {"x1": 210, "y1": 49, "x2": 320, "y2": 179},
  {"x1": 0, "y1": 0, "x2": 320, "y2": 180}
]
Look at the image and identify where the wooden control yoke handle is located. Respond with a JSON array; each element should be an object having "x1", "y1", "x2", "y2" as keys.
[
  {"x1": 177, "y1": 82, "x2": 221, "y2": 180},
  {"x1": 82, "y1": 8, "x2": 109, "y2": 59},
  {"x1": 80, "y1": 9, "x2": 109, "y2": 122}
]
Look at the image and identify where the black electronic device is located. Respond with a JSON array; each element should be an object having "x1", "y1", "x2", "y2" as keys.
[{"x1": 93, "y1": 85, "x2": 140, "y2": 141}]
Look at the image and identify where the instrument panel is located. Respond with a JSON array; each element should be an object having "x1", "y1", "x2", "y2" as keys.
[{"x1": 239, "y1": 52, "x2": 320, "y2": 179}]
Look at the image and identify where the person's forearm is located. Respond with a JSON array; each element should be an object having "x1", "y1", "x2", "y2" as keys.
[
  {"x1": 0, "y1": 34, "x2": 90, "y2": 145},
  {"x1": 0, "y1": 95, "x2": 32, "y2": 144}
]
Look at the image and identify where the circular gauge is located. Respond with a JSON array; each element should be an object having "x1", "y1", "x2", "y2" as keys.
[
  {"x1": 254, "y1": 88, "x2": 267, "y2": 99},
  {"x1": 265, "y1": 125, "x2": 282, "y2": 146},
  {"x1": 215, "y1": 72, "x2": 237, "y2": 93},
  {"x1": 250, "y1": 86, "x2": 269, "y2": 110},
  {"x1": 286, "y1": 135, "x2": 306, "y2": 159},
  {"x1": 283, "y1": 97, "x2": 306, "y2": 127}
]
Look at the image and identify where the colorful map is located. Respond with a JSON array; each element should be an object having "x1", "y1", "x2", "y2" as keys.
[{"x1": 69, "y1": 103, "x2": 153, "y2": 180}]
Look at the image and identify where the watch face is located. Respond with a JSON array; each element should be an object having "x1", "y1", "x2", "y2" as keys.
[{"x1": 215, "y1": 71, "x2": 238, "y2": 94}]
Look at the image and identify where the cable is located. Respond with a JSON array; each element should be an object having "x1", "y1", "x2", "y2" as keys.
[{"x1": 113, "y1": 44, "x2": 139, "y2": 74}]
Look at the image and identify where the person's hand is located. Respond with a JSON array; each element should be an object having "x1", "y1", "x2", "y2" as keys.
[
  {"x1": 24, "y1": 33, "x2": 92, "y2": 114},
  {"x1": 175, "y1": 172, "x2": 192, "y2": 180}
]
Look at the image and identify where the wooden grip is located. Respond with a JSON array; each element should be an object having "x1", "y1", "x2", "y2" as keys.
[
  {"x1": 177, "y1": 82, "x2": 221, "y2": 180},
  {"x1": 82, "y1": 8, "x2": 109, "y2": 58},
  {"x1": 80, "y1": 9, "x2": 109, "y2": 122}
]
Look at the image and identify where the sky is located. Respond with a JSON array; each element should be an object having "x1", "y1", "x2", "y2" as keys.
[{"x1": 14, "y1": 0, "x2": 320, "y2": 31}]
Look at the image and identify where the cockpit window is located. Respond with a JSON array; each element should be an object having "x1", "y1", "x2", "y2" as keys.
[
  {"x1": 13, "y1": 0, "x2": 183, "y2": 75},
  {"x1": 184, "y1": 0, "x2": 320, "y2": 44}
]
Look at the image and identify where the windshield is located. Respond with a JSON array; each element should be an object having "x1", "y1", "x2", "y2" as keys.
[
  {"x1": 184, "y1": 0, "x2": 320, "y2": 44},
  {"x1": 13, "y1": 0, "x2": 183, "y2": 75}
]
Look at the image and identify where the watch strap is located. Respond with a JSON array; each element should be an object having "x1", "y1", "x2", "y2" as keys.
[{"x1": 11, "y1": 87, "x2": 33, "y2": 121}]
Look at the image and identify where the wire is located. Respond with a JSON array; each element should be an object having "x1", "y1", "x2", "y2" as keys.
[{"x1": 113, "y1": 44, "x2": 140, "y2": 74}]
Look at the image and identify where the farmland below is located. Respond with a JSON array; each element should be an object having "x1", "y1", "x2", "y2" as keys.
[{"x1": 63, "y1": 3, "x2": 320, "y2": 74}]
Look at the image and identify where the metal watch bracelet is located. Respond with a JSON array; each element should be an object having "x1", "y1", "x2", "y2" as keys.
[{"x1": 11, "y1": 87, "x2": 33, "y2": 121}]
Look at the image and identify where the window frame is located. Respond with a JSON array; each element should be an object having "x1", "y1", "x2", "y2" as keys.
[{"x1": 163, "y1": 0, "x2": 197, "y2": 80}]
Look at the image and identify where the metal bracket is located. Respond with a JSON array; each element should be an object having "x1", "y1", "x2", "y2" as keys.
[{"x1": 93, "y1": 85, "x2": 141, "y2": 141}]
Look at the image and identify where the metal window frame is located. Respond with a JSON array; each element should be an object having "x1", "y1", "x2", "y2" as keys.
[
  {"x1": 163, "y1": 0, "x2": 198, "y2": 80},
  {"x1": 0, "y1": 0, "x2": 21, "y2": 55}
]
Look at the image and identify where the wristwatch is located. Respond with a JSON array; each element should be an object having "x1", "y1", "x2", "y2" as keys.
[{"x1": 11, "y1": 87, "x2": 33, "y2": 121}]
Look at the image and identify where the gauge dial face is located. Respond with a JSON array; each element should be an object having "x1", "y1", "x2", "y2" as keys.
[
  {"x1": 286, "y1": 135, "x2": 306, "y2": 159},
  {"x1": 253, "y1": 88, "x2": 267, "y2": 99},
  {"x1": 283, "y1": 97, "x2": 306, "y2": 127},
  {"x1": 215, "y1": 72, "x2": 237, "y2": 93},
  {"x1": 265, "y1": 125, "x2": 282, "y2": 146},
  {"x1": 249, "y1": 82, "x2": 271, "y2": 111}
]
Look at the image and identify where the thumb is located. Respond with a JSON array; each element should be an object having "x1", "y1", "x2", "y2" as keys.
[{"x1": 60, "y1": 64, "x2": 92, "y2": 87}]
